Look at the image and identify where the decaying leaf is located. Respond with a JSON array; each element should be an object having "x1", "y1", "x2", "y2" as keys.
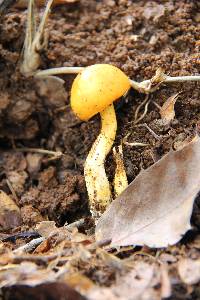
[
  {"x1": 0, "y1": 190, "x2": 22, "y2": 229},
  {"x1": 160, "y1": 93, "x2": 180, "y2": 125},
  {"x1": 96, "y1": 136, "x2": 200, "y2": 248},
  {"x1": 178, "y1": 258, "x2": 200, "y2": 285}
]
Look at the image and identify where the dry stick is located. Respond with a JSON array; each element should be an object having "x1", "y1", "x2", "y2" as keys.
[
  {"x1": 152, "y1": 100, "x2": 162, "y2": 110},
  {"x1": 13, "y1": 237, "x2": 45, "y2": 254},
  {"x1": 14, "y1": 147, "x2": 62, "y2": 159},
  {"x1": 123, "y1": 133, "x2": 149, "y2": 148},
  {"x1": 124, "y1": 141, "x2": 149, "y2": 147},
  {"x1": 134, "y1": 95, "x2": 149, "y2": 121},
  {"x1": 142, "y1": 123, "x2": 161, "y2": 140},
  {"x1": 130, "y1": 74, "x2": 200, "y2": 93},
  {"x1": 64, "y1": 218, "x2": 85, "y2": 231},
  {"x1": 13, "y1": 219, "x2": 87, "y2": 255}
]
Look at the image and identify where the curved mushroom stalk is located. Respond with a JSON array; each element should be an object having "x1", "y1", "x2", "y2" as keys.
[{"x1": 84, "y1": 104, "x2": 117, "y2": 219}]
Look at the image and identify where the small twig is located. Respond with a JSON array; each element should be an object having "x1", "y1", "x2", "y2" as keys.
[
  {"x1": 14, "y1": 147, "x2": 63, "y2": 160},
  {"x1": 164, "y1": 75, "x2": 200, "y2": 83},
  {"x1": 64, "y1": 218, "x2": 85, "y2": 231},
  {"x1": 124, "y1": 141, "x2": 149, "y2": 147},
  {"x1": 152, "y1": 100, "x2": 161, "y2": 110},
  {"x1": 142, "y1": 123, "x2": 161, "y2": 140},
  {"x1": 134, "y1": 100, "x2": 150, "y2": 125},
  {"x1": 130, "y1": 74, "x2": 200, "y2": 94},
  {"x1": 123, "y1": 133, "x2": 149, "y2": 147},
  {"x1": 134, "y1": 95, "x2": 149, "y2": 121},
  {"x1": 13, "y1": 237, "x2": 45, "y2": 254}
]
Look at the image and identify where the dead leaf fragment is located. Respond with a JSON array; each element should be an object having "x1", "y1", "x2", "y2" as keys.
[
  {"x1": 178, "y1": 258, "x2": 200, "y2": 285},
  {"x1": 0, "y1": 190, "x2": 22, "y2": 229},
  {"x1": 96, "y1": 136, "x2": 200, "y2": 248},
  {"x1": 160, "y1": 93, "x2": 180, "y2": 125}
]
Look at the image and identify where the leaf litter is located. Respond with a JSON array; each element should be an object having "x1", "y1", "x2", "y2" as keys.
[
  {"x1": 1, "y1": 135, "x2": 200, "y2": 299},
  {"x1": 0, "y1": 1, "x2": 200, "y2": 299},
  {"x1": 96, "y1": 135, "x2": 200, "y2": 248}
]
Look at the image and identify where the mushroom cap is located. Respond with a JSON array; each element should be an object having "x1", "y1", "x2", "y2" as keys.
[{"x1": 70, "y1": 64, "x2": 131, "y2": 121}]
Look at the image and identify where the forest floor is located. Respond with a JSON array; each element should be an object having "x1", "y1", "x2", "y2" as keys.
[{"x1": 0, "y1": 1, "x2": 200, "y2": 299}]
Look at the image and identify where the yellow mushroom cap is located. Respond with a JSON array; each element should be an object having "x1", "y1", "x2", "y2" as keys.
[{"x1": 70, "y1": 64, "x2": 131, "y2": 121}]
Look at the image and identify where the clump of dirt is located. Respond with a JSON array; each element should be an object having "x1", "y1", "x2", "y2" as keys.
[{"x1": 0, "y1": 0, "x2": 200, "y2": 298}]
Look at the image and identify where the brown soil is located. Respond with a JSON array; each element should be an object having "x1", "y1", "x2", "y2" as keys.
[{"x1": 0, "y1": 0, "x2": 200, "y2": 299}]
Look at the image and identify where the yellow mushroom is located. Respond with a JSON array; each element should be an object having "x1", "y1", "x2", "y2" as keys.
[{"x1": 70, "y1": 64, "x2": 131, "y2": 218}]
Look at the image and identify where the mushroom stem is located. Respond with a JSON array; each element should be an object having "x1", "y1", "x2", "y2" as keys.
[{"x1": 84, "y1": 104, "x2": 117, "y2": 219}]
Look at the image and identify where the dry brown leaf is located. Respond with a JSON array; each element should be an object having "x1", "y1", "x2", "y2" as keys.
[
  {"x1": 160, "y1": 93, "x2": 180, "y2": 125},
  {"x1": 0, "y1": 190, "x2": 22, "y2": 229},
  {"x1": 178, "y1": 258, "x2": 200, "y2": 285},
  {"x1": 96, "y1": 136, "x2": 200, "y2": 248}
]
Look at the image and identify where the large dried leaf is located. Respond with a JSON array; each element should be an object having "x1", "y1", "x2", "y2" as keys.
[{"x1": 96, "y1": 136, "x2": 200, "y2": 248}]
